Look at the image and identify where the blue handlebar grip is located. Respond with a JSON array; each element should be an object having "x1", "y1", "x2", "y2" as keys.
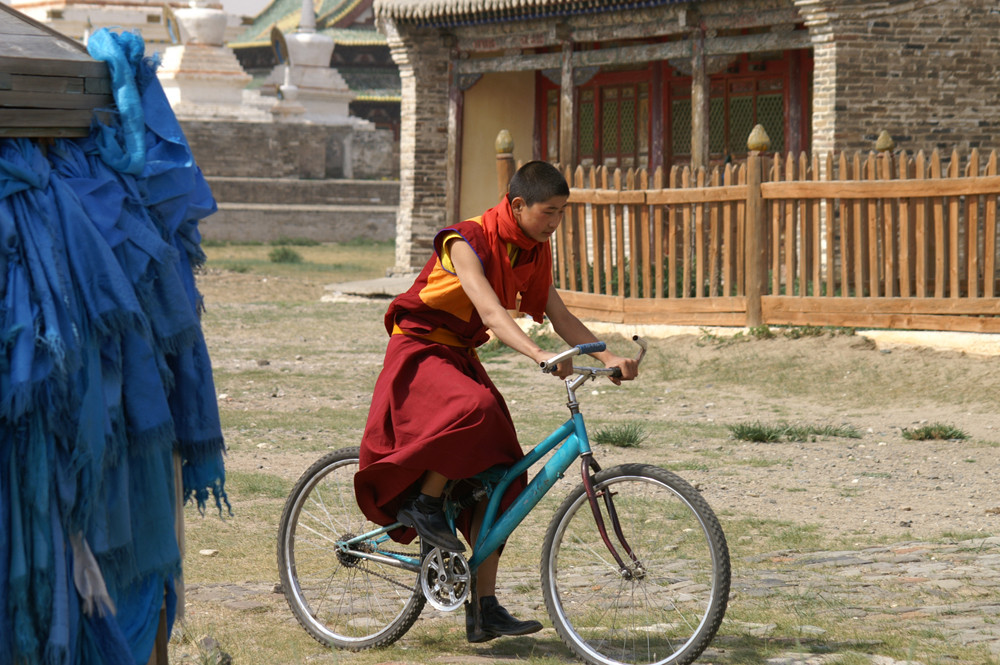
[{"x1": 576, "y1": 342, "x2": 606, "y2": 355}]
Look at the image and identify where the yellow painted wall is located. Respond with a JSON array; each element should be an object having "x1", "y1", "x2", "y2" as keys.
[{"x1": 459, "y1": 70, "x2": 536, "y2": 221}]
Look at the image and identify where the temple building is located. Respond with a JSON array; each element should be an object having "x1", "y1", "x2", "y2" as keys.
[{"x1": 372, "y1": 0, "x2": 1000, "y2": 275}]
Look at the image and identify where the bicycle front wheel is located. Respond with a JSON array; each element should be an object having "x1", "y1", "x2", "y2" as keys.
[
  {"x1": 277, "y1": 447, "x2": 425, "y2": 650},
  {"x1": 541, "y1": 463, "x2": 730, "y2": 665}
]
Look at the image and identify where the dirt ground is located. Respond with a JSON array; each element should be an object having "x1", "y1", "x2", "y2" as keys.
[{"x1": 199, "y1": 268, "x2": 1000, "y2": 547}]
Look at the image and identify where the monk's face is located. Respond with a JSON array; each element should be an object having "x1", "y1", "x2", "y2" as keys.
[{"x1": 511, "y1": 195, "x2": 569, "y2": 243}]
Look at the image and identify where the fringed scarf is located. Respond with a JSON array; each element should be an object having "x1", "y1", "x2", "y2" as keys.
[
  {"x1": 480, "y1": 195, "x2": 552, "y2": 323},
  {"x1": 0, "y1": 27, "x2": 226, "y2": 665}
]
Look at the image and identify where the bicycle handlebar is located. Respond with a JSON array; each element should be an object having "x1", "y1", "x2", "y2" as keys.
[{"x1": 539, "y1": 335, "x2": 647, "y2": 376}]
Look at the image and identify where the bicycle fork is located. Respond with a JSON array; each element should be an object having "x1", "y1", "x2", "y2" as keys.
[{"x1": 580, "y1": 454, "x2": 645, "y2": 580}]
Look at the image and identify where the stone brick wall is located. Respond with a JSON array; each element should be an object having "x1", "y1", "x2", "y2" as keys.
[
  {"x1": 179, "y1": 119, "x2": 398, "y2": 181},
  {"x1": 381, "y1": 18, "x2": 453, "y2": 275},
  {"x1": 796, "y1": 0, "x2": 1000, "y2": 156}
]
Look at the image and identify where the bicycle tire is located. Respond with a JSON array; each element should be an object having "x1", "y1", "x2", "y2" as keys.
[
  {"x1": 277, "y1": 447, "x2": 425, "y2": 650},
  {"x1": 541, "y1": 463, "x2": 730, "y2": 665}
]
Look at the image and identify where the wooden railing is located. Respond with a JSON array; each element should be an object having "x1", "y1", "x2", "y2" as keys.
[{"x1": 548, "y1": 148, "x2": 1000, "y2": 333}]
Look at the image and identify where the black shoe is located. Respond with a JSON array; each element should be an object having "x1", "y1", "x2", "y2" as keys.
[
  {"x1": 397, "y1": 493, "x2": 465, "y2": 553},
  {"x1": 467, "y1": 595, "x2": 542, "y2": 643}
]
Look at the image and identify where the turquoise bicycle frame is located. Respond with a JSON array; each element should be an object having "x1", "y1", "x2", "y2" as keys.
[
  {"x1": 468, "y1": 413, "x2": 589, "y2": 569},
  {"x1": 340, "y1": 412, "x2": 591, "y2": 572}
]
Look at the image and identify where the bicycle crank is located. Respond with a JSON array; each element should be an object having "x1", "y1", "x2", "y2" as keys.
[{"x1": 420, "y1": 548, "x2": 471, "y2": 611}]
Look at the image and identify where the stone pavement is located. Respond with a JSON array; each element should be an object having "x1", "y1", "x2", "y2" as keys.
[{"x1": 178, "y1": 536, "x2": 1000, "y2": 664}]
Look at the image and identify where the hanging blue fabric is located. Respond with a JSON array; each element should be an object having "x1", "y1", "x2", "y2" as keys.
[{"x1": 1, "y1": 26, "x2": 227, "y2": 665}]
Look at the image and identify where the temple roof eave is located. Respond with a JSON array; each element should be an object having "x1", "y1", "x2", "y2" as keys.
[{"x1": 373, "y1": 0, "x2": 695, "y2": 28}]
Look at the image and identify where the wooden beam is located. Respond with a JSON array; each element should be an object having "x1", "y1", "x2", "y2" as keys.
[{"x1": 455, "y1": 30, "x2": 813, "y2": 76}]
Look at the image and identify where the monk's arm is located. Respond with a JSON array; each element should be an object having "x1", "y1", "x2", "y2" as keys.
[
  {"x1": 448, "y1": 238, "x2": 555, "y2": 367},
  {"x1": 545, "y1": 285, "x2": 638, "y2": 382}
]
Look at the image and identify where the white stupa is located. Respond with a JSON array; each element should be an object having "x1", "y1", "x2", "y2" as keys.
[
  {"x1": 264, "y1": 0, "x2": 367, "y2": 126},
  {"x1": 157, "y1": 0, "x2": 270, "y2": 120}
]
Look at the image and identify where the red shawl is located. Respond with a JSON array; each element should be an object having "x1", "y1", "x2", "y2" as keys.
[{"x1": 481, "y1": 195, "x2": 552, "y2": 322}]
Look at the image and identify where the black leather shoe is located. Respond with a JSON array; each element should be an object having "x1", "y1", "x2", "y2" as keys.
[
  {"x1": 397, "y1": 493, "x2": 465, "y2": 553},
  {"x1": 468, "y1": 595, "x2": 542, "y2": 643}
]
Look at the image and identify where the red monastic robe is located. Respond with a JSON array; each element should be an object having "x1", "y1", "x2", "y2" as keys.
[{"x1": 354, "y1": 196, "x2": 552, "y2": 544}]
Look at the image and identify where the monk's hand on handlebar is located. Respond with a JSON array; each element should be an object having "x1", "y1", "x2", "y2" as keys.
[{"x1": 539, "y1": 336, "x2": 647, "y2": 382}]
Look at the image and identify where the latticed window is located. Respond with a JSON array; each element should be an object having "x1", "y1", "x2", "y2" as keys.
[
  {"x1": 578, "y1": 88, "x2": 595, "y2": 162},
  {"x1": 756, "y1": 93, "x2": 784, "y2": 153},
  {"x1": 671, "y1": 98, "x2": 691, "y2": 156},
  {"x1": 728, "y1": 96, "x2": 755, "y2": 156},
  {"x1": 709, "y1": 97, "x2": 725, "y2": 154},
  {"x1": 546, "y1": 88, "x2": 559, "y2": 162}
]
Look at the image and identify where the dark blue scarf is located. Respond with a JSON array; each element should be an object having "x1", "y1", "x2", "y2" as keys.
[{"x1": 1, "y1": 28, "x2": 226, "y2": 665}]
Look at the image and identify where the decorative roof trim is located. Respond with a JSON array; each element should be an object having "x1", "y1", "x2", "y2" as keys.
[{"x1": 374, "y1": 0, "x2": 691, "y2": 28}]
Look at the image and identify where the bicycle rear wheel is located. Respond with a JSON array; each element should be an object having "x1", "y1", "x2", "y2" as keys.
[
  {"x1": 541, "y1": 463, "x2": 730, "y2": 665},
  {"x1": 277, "y1": 447, "x2": 425, "y2": 650}
]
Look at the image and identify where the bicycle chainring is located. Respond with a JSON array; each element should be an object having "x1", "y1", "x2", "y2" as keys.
[{"x1": 419, "y1": 548, "x2": 471, "y2": 611}]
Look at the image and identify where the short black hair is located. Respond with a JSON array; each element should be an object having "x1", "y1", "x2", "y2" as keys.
[{"x1": 508, "y1": 160, "x2": 570, "y2": 206}]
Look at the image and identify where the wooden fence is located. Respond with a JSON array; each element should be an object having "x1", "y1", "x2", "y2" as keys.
[{"x1": 551, "y1": 149, "x2": 1000, "y2": 333}]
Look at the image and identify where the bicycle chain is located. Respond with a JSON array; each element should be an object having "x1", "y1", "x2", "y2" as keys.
[{"x1": 354, "y1": 551, "x2": 423, "y2": 594}]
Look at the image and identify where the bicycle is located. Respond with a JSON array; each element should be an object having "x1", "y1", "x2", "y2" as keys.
[{"x1": 277, "y1": 336, "x2": 730, "y2": 665}]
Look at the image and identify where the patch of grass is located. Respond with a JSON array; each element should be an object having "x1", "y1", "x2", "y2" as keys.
[
  {"x1": 593, "y1": 422, "x2": 648, "y2": 448},
  {"x1": 268, "y1": 246, "x2": 303, "y2": 263},
  {"x1": 729, "y1": 421, "x2": 862, "y2": 443},
  {"x1": 225, "y1": 470, "x2": 291, "y2": 499},
  {"x1": 270, "y1": 236, "x2": 320, "y2": 247},
  {"x1": 902, "y1": 423, "x2": 969, "y2": 441}
]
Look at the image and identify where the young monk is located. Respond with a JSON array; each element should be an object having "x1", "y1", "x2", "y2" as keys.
[{"x1": 354, "y1": 160, "x2": 638, "y2": 642}]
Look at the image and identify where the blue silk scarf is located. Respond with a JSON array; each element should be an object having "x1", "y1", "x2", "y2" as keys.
[{"x1": 1, "y1": 28, "x2": 227, "y2": 665}]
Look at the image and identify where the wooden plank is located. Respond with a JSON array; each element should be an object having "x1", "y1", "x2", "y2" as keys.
[
  {"x1": 864, "y1": 153, "x2": 879, "y2": 297},
  {"x1": 736, "y1": 163, "x2": 746, "y2": 297},
  {"x1": 614, "y1": 169, "x2": 626, "y2": 298},
  {"x1": 808, "y1": 153, "x2": 819, "y2": 296},
  {"x1": 986, "y1": 152, "x2": 998, "y2": 299},
  {"x1": 695, "y1": 168, "x2": 706, "y2": 297},
  {"x1": 570, "y1": 166, "x2": 590, "y2": 292},
  {"x1": 722, "y1": 164, "x2": 733, "y2": 297},
  {"x1": 967, "y1": 149, "x2": 980, "y2": 298},
  {"x1": 601, "y1": 168, "x2": 613, "y2": 295},
  {"x1": 624, "y1": 296, "x2": 747, "y2": 314},
  {"x1": 764, "y1": 295, "x2": 1000, "y2": 316},
  {"x1": 0, "y1": 89, "x2": 113, "y2": 109},
  {"x1": 638, "y1": 167, "x2": 652, "y2": 298},
  {"x1": 784, "y1": 153, "x2": 796, "y2": 296},
  {"x1": 760, "y1": 303, "x2": 1000, "y2": 333},
  {"x1": 7, "y1": 72, "x2": 84, "y2": 93},
  {"x1": 668, "y1": 166, "x2": 679, "y2": 298},
  {"x1": 568, "y1": 188, "x2": 646, "y2": 205},
  {"x1": 880, "y1": 152, "x2": 896, "y2": 297},
  {"x1": 0, "y1": 54, "x2": 106, "y2": 79},
  {"x1": 0, "y1": 125, "x2": 89, "y2": 137},
  {"x1": 761, "y1": 175, "x2": 1000, "y2": 199},
  {"x1": 652, "y1": 166, "x2": 664, "y2": 298},
  {"x1": 898, "y1": 152, "x2": 912, "y2": 297},
  {"x1": 915, "y1": 151, "x2": 928, "y2": 297},
  {"x1": 682, "y1": 167, "x2": 693, "y2": 297},
  {"x1": 852, "y1": 152, "x2": 866, "y2": 296},
  {"x1": 948, "y1": 151, "x2": 960, "y2": 297},
  {"x1": 645, "y1": 185, "x2": 747, "y2": 205},
  {"x1": 556, "y1": 290, "x2": 625, "y2": 323},
  {"x1": 771, "y1": 158, "x2": 781, "y2": 296},
  {"x1": 0, "y1": 107, "x2": 92, "y2": 126}
]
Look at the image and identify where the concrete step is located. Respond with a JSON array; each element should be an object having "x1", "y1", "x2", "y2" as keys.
[
  {"x1": 201, "y1": 202, "x2": 397, "y2": 244},
  {"x1": 205, "y1": 176, "x2": 400, "y2": 207}
]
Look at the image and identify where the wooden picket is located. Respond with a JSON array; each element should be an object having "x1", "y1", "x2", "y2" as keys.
[{"x1": 551, "y1": 148, "x2": 1000, "y2": 332}]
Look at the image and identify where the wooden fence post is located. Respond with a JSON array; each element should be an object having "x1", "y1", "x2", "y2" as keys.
[
  {"x1": 495, "y1": 129, "x2": 515, "y2": 201},
  {"x1": 745, "y1": 124, "x2": 770, "y2": 327}
]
